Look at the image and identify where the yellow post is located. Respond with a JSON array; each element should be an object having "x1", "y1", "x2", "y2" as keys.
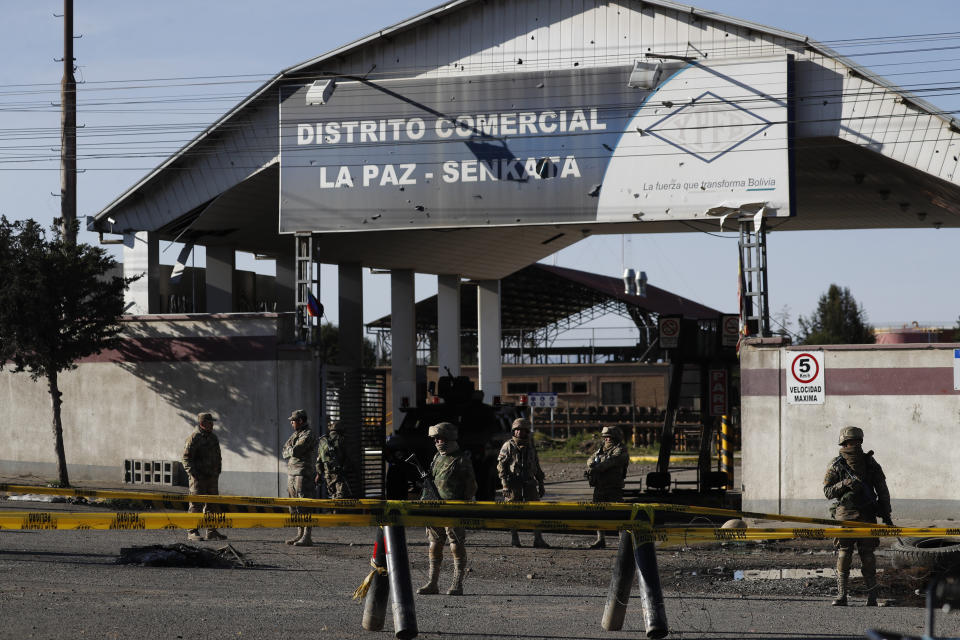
[{"x1": 720, "y1": 415, "x2": 733, "y2": 489}]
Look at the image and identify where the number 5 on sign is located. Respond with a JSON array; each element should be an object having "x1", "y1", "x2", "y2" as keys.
[{"x1": 786, "y1": 350, "x2": 825, "y2": 405}]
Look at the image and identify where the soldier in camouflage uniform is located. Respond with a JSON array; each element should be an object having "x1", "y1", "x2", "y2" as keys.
[
  {"x1": 316, "y1": 420, "x2": 356, "y2": 499},
  {"x1": 823, "y1": 426, "x2": 893, "y2": 606},
  {"x1": 182, "y1": 411, "x2": 227, "y2": 542},
  {"x1": 282, "y1": 409, "x2": 318, "y2": 547},
  {"x1": 416, "y1": 422, "x2": 477, "y2": 597},
  {"x1": 584, "y1": 425, "x2": 630, "y2": 549},
  {"x1": 497, "y1": 417, "x2": 550, "y2": 549}
]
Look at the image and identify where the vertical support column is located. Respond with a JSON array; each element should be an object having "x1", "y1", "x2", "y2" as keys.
[
  {"x1": 477, "y1": 280, "x2": 502, "y2": 403},
  {"x1": 275, "y1": 252, "x2": 295, "y2": 312},
  {"x1": 339, "y1": 263, "x2": 364, "y2": 368},
  {"x1": 437, "y1": 274, "x2": 461, "y2": 377},
  {"x1": 339, "y1": 263, "x2": 365, "y2": 495},
  {"x1": 205, "y1": 245, "x2": 235, "y2": 313},
  {"x1": 122, "y1": 231, "x2": 160, "y2": 314},
  {"x1": 391, "y1": 269, "x2": 417, "y2": 421}
]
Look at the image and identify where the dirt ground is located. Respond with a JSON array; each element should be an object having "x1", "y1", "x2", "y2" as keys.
[{"x1": 1, "y1": 461, "x2": 959, "y2": 639}]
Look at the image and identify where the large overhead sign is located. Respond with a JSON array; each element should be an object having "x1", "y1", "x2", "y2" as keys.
[{"x1": 279, "y1": 56, "x2": 791, "y2": 233}]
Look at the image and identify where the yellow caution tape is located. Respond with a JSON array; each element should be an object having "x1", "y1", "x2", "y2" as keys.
[
  {"x1": 4, "y1": 484, "x2": 954, "y2": 541},
  {"x1": 2, "y1": 511, "x2": 958, "y2": 547}
]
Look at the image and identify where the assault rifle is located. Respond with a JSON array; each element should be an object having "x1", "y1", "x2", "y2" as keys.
[
  {"x1": 405, "y1": 454, "x2": 441, "y2": 500},
  {"x1": 836, "y1": 453, "x2": 895, "y2": 528}
]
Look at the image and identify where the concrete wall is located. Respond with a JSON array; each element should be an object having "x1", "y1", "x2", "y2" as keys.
[
  {"x1": 0, "y1": 313, "x2": 317, "y2": 497},
  {"x1": 741, "y1": 339, "x2": 960, "y2": 519}
]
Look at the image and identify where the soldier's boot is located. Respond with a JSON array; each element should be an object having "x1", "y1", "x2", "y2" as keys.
[
  {"x1": 861, "y1": 549, "x2": 879, "y2": 606},
  {"x1": 187, "y1": 529, "x2": 203, "y2": 542},
  {"x1": 589, "y1": 531, "x2": 606, "y2": 549},
  {"x1": 533, "y1": 531, "x2": 551, "y2": 549},
  {"x1": 510, "y1": 530, "x2": 522, "y2": 548},
  {"x1": 417, "y1": 542, "x2": 443, "y2": 595},
  {"x1": 293, "y1": 527, "x2": 314, "y2": 547},
  {"x1": 205, "y1": 528, "x2": 227, "y2": 541},
  {"x1": 285, "y1": 528, "x2": 304, "y2": 545},
  {"x1": 447, "y1": 542, "x2": 467, "y2": 596},
  {"x1": 832, "y1": 548, "x2": 852, "y2": 606}
]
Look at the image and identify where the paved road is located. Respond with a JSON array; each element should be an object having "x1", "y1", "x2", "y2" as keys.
[{"x1": 2, "y1": 499, "x2": 958, "y2": 640}]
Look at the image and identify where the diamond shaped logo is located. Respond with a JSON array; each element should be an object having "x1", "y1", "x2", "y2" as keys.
[{"x1": 645, "y1": 91, "x2": 772, "y2": 163}]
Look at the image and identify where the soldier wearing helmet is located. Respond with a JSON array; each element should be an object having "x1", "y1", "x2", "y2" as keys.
[
  {"x1": 416, "y1": 422, "x2": 477, "y2": 597},
  {"x1": 282, "y1": 409, "x2": 318, "y2": 547},
  {"x1": 497, "y1": 417, "x2": 550, "y2": 548},
  {"x1": 823, "y1": 425, "x2": 892, "y2": 607},
  {"x1": 584, "y1": 425, "x2": 630, "y2": 549},
  {"x1": 316, "y1": 419, "x2": 356, "y2": 500}
]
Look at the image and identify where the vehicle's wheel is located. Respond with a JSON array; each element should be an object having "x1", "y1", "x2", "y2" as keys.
[{"x1": 889, "y1": 537, "x2": 960, "y2": 570}]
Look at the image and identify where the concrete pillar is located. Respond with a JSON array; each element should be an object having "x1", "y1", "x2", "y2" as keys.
[
  {"x1": 339, "y1": 263, "x2": 364, "y2": 368},
  {"x1": 205, "y1": 245, "x2": 235, "y2": 313},
  {"x1": 477, "y1": 279, "x2": 502, "y2": 403},
  {"x1": 391, "y1": 269, "x2": 417, "y2": 419},
  {"x1": 275, "y1": 252, "x2": 295, "y2": 312},
  {"x1": 122, "y1": 231, "x2": 160, "y2": 314},
  {"x1": 437, "y1": 274, "x2": 461, "y2": 376}
]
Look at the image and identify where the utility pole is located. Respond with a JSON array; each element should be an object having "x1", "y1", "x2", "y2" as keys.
[{"x1": 60, "y1": 0, "x2": 77, "y2": 245}]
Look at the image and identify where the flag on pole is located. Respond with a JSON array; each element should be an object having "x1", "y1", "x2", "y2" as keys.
[{"x1": 306, "y1": 290, "x2": 322, "y2": 318}]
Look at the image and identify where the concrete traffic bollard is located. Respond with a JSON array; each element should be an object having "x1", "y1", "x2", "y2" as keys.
[
  {"x1": 634, "y1": 536, "x2": 669, "y2": 639},
  {"x1": 601, "y1": 530, "x2": 637, "y2": 630},
  {"x1": 362, "y1": 527, "x2": 390, "y2": 631},
  {"x1": 383, "y1": 525, "x2": 418, "y2": 639}
]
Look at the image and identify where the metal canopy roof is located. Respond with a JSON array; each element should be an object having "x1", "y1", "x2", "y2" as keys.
[
  {"x1": 366, "y1": 262, "x2": 724, "y2": 333},
  {"x1": 89, "y1": 0, "x2": 960, "y2": 281}
]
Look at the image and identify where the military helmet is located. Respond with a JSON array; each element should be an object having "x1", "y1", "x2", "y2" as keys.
[
  {"x1": 511, "y1": 417, "x2": 532, "y2": 432},
  {"x1": 197, "y1": 411, "x2": 217, "y2": 424},
  {"x1": 600, "y1": 425, "x2": 622, "y2": 441},
  {"x1": 288, "y1": 409, "x2": 308, "y2": 422},
  {"x1": 428, "y1": 422, "x2": 458, "y2": 440},
  {"x1": 838, "y1": 426, "x2": 864, "y2": 445}
]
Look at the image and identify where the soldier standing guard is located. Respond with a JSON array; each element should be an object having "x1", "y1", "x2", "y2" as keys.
[
  {"x1": 585, "y1": 425, "x2": 630, "y2": 549},
  {"x1": 282, "y1": 409, "x2": 318, "y2": 547},
  {"x1": 823, "y1": 426, "x2": 893, "y2": 606},
  {"x1": 497, "y1": 417, "x2": 550, "y2": 549},
  {"x1": 182, "y1": 411, "x2": 227, "y2": 542},
  {"x1": 416, "y1": 422, "x2": 477, "y2": 596},
  {"x1": 316, "y1": 420, "x2": 356, "y2": 498}
]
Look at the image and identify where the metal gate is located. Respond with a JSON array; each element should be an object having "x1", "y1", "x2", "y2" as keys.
[{"x1": 323, "y1": 367, "x2": 386, "y2": 498}]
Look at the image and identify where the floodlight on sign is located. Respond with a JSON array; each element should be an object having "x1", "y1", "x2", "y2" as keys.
[
  {"x1": 627, "y1": 60, "x2": 663, "y2": 90},
  {"x1": 305, "y1": 79, "x2": 336, "y2": 105}
]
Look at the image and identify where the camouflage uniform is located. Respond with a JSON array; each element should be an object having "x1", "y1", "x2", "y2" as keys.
[
  {"x1": 585, "y1": 425, "x2": 630, "y2": 548},
  {"x1": 823, "y1": 426, "x2": 892, "y2": 606},
  {"x1": 282, "y1": 409, "x2": 318, "y2": 546},
  {"x1": 417, "y1": 422, "x2": 476, "y2": 596},
  {"x1": 497, "y1": 418, "x2": 549, "y2": 548},
  {"x1": 317, "y1": 423, "x2": 355, "y2": 499},
  {"x1": 182, "y1": 412, "x2": 226, "y2": 541}
]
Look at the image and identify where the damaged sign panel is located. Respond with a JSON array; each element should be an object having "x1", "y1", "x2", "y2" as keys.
[{"x1": 279, "y1": 56, "x2": 792, "y2": 233}]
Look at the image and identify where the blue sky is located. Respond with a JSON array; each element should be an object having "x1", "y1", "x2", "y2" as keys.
[{"x1": 1, "y1": 1, "x2": 957, "y2": 335}]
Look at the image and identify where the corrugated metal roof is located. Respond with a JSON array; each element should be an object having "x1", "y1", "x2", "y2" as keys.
[
  {"x1": 366, "y1": 261, "x2": 723, "y2": 331},
  {"x1": 91, "y1": 0, "x2": 957, "y2": 226}
]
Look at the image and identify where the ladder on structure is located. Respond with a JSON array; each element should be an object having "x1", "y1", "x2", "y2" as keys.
[
  {"x1": 294, "y1": 232, "x2": 318, "y2": 344},
  {"x1": 738, "y1": 218, "x2": 770, "y2": 337}
]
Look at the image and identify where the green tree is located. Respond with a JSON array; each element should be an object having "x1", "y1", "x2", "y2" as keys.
[
  {"x1": 797, "y1": 284, "x2": 875, "y2": 345},
  {"x1": 317, "y1": 322, "x2": 379, "y2": 367},
  {"x1": 0, "y1": 218, "x2": 137, "y2": 487}
]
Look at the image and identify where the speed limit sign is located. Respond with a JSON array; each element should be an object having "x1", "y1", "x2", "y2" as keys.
[{"x1": 786, "y1": 351, "x2": 825, "y2": 404}]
